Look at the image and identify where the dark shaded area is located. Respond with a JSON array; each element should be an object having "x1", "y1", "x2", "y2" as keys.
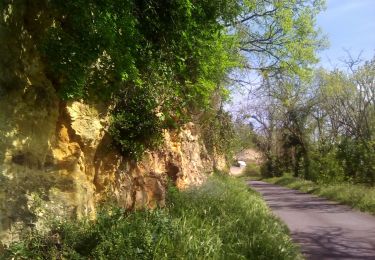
[
  {"x1": 12, "y1": 151, "x2": 42, "y2": 169},
  {"x1": 250, "y1": 181, "x2": 375, "y2": 259},
  {"x1": 166, "y1": 162, "x2": 180, "y2": 183}
]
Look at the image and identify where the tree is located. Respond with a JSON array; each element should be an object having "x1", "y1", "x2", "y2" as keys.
[
  {"x1": 235, "y1": 0, "x2": 326, "y2": 77},
  {"x1": 243, "y1": 54, "x2": 375, "y2": 184},
  {"x1": 1, "y1": 0, "x2": 327, "y2": 160}
]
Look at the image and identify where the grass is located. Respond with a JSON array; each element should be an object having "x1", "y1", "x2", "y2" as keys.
[
  {"x1": 236, "y1": 162, "x2": 262, "y2": 182},
  {"x1": 1, "y1": 175, "x2": 300, "y2": 259},
  {"x1": 264, "y1": 174, "x2": 375, "y2": 215}
]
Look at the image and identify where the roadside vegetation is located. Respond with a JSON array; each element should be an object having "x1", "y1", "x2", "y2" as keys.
[
  {"x1": 243, "y1": 162, "x2": 261, "y2": 177},
  {"x1": 234, "y1": 42, "x2": 375, "y2": 214},
  {"x1": 1, "y1": 175, "x2": 300, "y2": 259},
  {"x1": 235, "y1": 162, "x2": 262, "y2": 182},
  {"x1": 245, "y1": 55, "x2": 375, "y2": 186}
]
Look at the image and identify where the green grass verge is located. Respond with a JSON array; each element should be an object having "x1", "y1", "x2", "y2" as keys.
[
  {"x1": 264, "y1": 174, "x2": 375, "y2": 215},
  {"x1": 236, "y1": 162, "x2": 262, "y2": 182},
  {"x1": 1, "y1": 175, "x2": 300, "y2": 259}
]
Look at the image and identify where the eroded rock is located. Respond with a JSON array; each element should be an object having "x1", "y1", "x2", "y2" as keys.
[{"x1": 0, "y1": 95, "x2": 223, "y2": 243}]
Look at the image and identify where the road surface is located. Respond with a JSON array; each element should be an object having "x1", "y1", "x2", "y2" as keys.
[{"x1": 249, "y1": 180, "x2": 375, "y2": 259}]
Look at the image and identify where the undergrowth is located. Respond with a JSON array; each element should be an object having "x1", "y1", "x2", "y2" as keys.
[
  {"x1": 1, "y1": 175, "x2": 300, "y2": 259},
  {"x1": 244, "y1": 162, "x2": 261, "y2": 178},
  {"x1": 265, "y1": 174, "x2": 375, "y2": 215},
  {"x1": 236, "y1": 162, "x2": 262, "y2": 182}
]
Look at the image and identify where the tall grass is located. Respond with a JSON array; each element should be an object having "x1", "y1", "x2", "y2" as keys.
[
  {"x1": 236, "y1": 162, "x2": 262, "y2": 182},
  {"x1": 1, "y1": 175, "x2": 300, "y2": 259},
  {"x1": 265, "y1": 174, "x2": 375, "y2": 215}
]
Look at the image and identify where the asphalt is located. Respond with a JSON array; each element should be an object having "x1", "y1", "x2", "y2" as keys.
[{"x1": 249, "y1": 180, "x2": 375, "y2": 260}]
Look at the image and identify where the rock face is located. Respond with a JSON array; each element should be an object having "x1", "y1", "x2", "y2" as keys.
[
  {"x1": 0, "y1": 92, "x2": 220, "y2": 242},
  {"x1": 0, "y1": 69, "x2": 226, "y2": 244},
  {"x1": 0, "y1": 8, "x2": 226, "y2": 242},
  {"x1": 0, "y1": 93, "x2": 223, "y2": 241}
]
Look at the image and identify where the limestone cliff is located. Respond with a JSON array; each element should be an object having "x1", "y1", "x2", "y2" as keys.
[
  {"x1": 0, "y1": 57, "x2": 225, "y2": 242},
  {"x1": 0, "y1": 90, "x2": 224, "y2": 242},
  {"x1": 0, "y1": 6, "x2": 228, "y2": 242}
]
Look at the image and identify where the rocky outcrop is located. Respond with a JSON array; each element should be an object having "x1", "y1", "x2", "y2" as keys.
[
  {"x1": 0, "y1": 93, "x2": 219, "y2": 243},
  {"x1": 0, "y1": 8, "x2": 226, "y2": 242}
]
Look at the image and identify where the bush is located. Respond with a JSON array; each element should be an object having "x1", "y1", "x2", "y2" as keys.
[
  {"x1": 309, "y1": 148, "x2": 346, "y2": 184},
  {"x1": 260, "y1": 156, "x2": 283, "y2": 178},
  {"x1": 2, "y1": 176, "x2": 299, "y2": 259},
  {"x1": 201, "y1": 109, "x2": 236, "y2": 161},
  {"x1": 337, "y1": 139, "x2": 375, "y2": 184},
  {"x1": 109, "y1": 85, "x2": 164, "y2": 160},
  {"x1": 243, "y1": 162, "x2": 261, "y2": 177}
]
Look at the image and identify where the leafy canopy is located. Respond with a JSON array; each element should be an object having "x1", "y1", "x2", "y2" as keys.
[{"x1": 0, "y1": 0, "x2": 325, "y2": 159}]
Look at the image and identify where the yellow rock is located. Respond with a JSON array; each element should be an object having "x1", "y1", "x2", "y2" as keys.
[{"x1": 0, "y1": 34, "x2": 225, "y2": 244}]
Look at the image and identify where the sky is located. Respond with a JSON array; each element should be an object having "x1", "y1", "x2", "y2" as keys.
[{"x1": 317, "y1": 0, "x2": 375, "y2": 68}]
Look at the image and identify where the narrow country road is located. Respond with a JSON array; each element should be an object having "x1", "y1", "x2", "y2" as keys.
[{"x1": 249, "y1": 181, "x2": 375, "y2": 260}]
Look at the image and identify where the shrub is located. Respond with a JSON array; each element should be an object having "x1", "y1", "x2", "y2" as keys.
[
  {"x1": 309, "y1": 148, "x2": 346, "y2": 184},
  {"x1": 337, "y1": 139, "x2": 375, "y2": 184},
  {"x1": 201, "y1": 109, "x2": 237, "y2": 161},
  {"x1": 109, "y1": 85, "x2": 164, "y2": 160},
  {"x1": 243, "y1": 162, "x2": 261, "y2": 177},
  {"x1": 260, "y1": 156, "x2": 283, "y2": 178}
]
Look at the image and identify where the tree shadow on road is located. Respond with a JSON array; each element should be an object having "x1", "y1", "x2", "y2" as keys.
[{"x1": 293, "y1": 226, "x2": 375, "y2": 259}]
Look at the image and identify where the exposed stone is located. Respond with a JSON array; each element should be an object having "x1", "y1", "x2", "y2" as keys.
[
  {"x1": 0, "y1": 21, "x2": 226, "y2": 243},
  {"x1": 0, "y1": 93, "x2": 224, "y2": 243}
]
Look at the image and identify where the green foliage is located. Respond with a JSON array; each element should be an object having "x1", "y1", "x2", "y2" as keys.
[
  {"x1": 42, "y1": 0, "x2": 139, "y2": 99},
  {"x1": 260, "y1": 156, "x2": 284, "y2": 178},
  {"x1": 243, "y1": 162, "x2": 261, "y2": 177},
  {"x1": 310, "y1": 60, "x2": 375, "y2": 185},
  {"x1": 37, "y1": 0, "x2": 242, "y2": 103},
  {"x1": 238, "y1": 0, "x2": 326, "y2": 78},
  {"x1": 264, "y1": 136, "x2": 375, "y2": 186},
  {"x1": 1, "y1": 0, "x2": 326, "y2": 159},
  {"x1": 109, "y1": 85, "x2": 164, "y2": 160},
  {"x1": 2, "y1": 176, "x2": 300, "y2": 259},
  {"x1": 309, "y1": 148, "x2": 345, "y2": 184},
  {"x1": 255, "y1": 53, "x2": 375, "y2": 185},
  {"x1": 232, "y1": 121, "x2": 258, "y2": 153},
  {"x1": 201, "y1": 109, "x2": 236, "y2": 160},
  {"x1": 337, "y1": 139, "x2": 375, "y2": 184}
]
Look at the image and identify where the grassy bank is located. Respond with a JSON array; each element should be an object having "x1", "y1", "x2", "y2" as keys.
[
  {"x1": 1, "y1": 175, "x2": 300, "y2": 259},
  {"x1": 264, "y1": 174, "x2": 375, "y2": 215}
]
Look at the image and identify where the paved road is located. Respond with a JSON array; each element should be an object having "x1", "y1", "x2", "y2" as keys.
[{"x1": 249, "y1": 181, "x2": 375, "y2": 260}]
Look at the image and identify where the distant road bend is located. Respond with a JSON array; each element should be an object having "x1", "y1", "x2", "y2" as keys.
[{"x1": 249, "y1": 181, "x2": 375, "y2": 260}]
